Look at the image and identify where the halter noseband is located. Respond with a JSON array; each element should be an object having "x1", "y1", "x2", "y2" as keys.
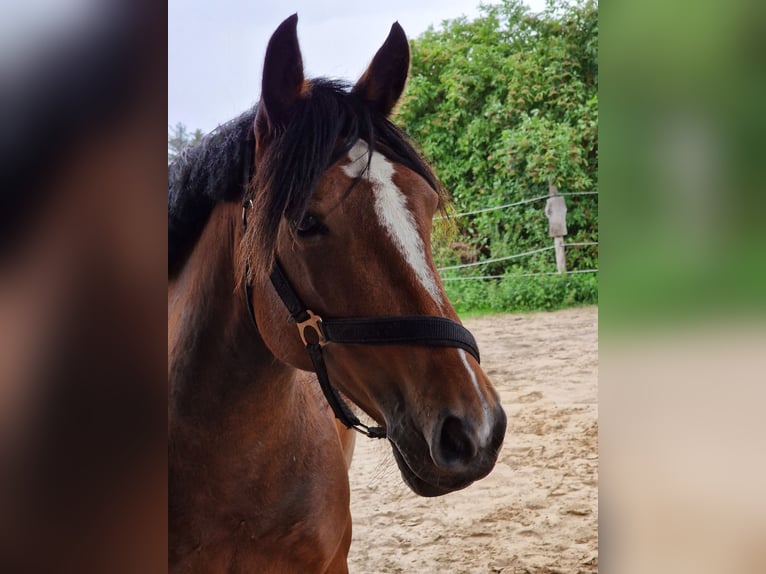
[{"x1": 241, "y1": 200, "x2": 481, "y2": 440}]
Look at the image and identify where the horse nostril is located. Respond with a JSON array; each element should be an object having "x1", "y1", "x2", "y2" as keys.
[{"x1": 436, "y1": 415, "x2": 478, "y2": 467}]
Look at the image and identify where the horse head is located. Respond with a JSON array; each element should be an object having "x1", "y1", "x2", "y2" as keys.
[{"x1": 242, "y1": 15, "x2": 506, "y2": 496}]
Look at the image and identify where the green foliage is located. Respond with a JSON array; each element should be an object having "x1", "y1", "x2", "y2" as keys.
[
  {"x1": 398, "y1": 0, "x2": 598, "y2": 312},
  {"x1": 168, "y1": 122, "x2": 204, "y2": 164},
  {"x1": 446, "y1": 272, "x2": 598, "y2": 315}
]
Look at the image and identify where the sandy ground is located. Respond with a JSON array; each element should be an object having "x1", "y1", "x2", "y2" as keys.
[{"x1": 347, "y1": 306, "x2": 598, "y2": 574}]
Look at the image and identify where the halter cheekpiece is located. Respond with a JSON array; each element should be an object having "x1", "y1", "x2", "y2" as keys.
[{"x1": 241, "y1": 193, "x2": 481, "y2": 440}]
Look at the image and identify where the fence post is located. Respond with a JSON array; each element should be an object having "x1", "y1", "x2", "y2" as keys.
[{"x1": 544, "y1": 184, "x2": 568, "y2": 274}]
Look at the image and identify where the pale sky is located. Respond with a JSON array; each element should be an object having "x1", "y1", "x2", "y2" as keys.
[{"x1": 168, "y1": 0, "x2": 547, "y2": 134}]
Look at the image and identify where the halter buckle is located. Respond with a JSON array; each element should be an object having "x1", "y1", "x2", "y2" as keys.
[{"x1": 297, "y1": 310, "x2": 328, "y2": 347}]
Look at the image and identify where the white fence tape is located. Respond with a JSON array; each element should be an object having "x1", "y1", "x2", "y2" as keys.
[
  {"x1": 435, "y1": 191, "x2": 598, "y2": 220},
  {"x1": 437, "y1": 241, "x2": 598, "y2": 272},
  {"x1": 441, "y1": 268, "x2": 599, "y2": 281}
]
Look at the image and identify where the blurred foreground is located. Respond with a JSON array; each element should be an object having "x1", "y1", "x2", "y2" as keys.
[
  {"x1": 1, "y1": 2, "x2": 166, "y2": 572},
  {"x1": 601, "y1": 0, "x2": 765, "y2": 572}
]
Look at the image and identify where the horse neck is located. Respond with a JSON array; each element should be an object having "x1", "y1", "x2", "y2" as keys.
[{"x1": 168, "y1": 201, "x2": 296, "y2": 427}]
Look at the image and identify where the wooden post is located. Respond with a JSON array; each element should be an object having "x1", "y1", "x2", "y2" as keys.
[
  {"x1": 544, "y1": 184, "x2": 568, "y2": 274},
  {"x1": 553, "y1": 236, "x2": 566, "y2": 274}
]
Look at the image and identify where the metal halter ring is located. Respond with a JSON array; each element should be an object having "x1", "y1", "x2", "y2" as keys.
[{"x1": 296, "y1": 310, "x2": 328, "y2": 347}]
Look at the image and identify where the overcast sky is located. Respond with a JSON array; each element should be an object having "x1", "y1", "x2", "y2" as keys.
[{"x1": 169, "y1": 0, "x2": 546, "y2": 134}]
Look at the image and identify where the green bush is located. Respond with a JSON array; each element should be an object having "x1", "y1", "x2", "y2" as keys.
[
  {"x1": 399, "y1": 0, "x2": 598, "y2": 313},
  {"x1": 445, "y1": 272, "x2": 598, "y2": 315}
]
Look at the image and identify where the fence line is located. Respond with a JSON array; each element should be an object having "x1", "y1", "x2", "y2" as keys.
[
  {"x1": 441, "y1": 268, "x2": 599, "y2": 282},
  {"x1": 561, "y1": 241, "x2": 598, "y2": 248},
  {"x1": 435, "y1": 191, "x2": 598, "y2": 220},
  {"x1": 437, "y1": 241, "x2": 598, "y2": 271},
  {"x1": 437, "y1": 246, "x2": 555, "y2": 271}
]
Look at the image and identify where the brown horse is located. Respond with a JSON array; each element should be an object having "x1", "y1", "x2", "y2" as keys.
[{"x1": 168, "y1": 15, "x2": 506, "y2": 573}]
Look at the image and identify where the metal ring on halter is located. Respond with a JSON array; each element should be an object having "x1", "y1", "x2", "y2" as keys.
[{"x1": 296, "y1": 310, "x2": 328, "y2": 347}]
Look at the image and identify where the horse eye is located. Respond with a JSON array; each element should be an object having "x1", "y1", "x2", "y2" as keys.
[{"x1": 296, "y1": 213, "x2": 325, "y2": 237}]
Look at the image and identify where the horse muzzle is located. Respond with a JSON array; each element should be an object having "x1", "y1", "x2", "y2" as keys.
[{"x1": 387, "y1": 404, "x2": 507, "y2": 497}]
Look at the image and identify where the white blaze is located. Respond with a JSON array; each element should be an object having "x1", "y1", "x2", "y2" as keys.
[
  {"x1": 458, "y1": 349, "x2": 491, "y2": 443},
  {"x1": 343, "y1": 142, "x2": 490, "y2": 437},
  {"x1": 342, "y1": 141, "x2": 443, "y2": 309}
]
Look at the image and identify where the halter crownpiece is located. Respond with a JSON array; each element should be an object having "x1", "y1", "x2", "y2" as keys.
[{"x1": 242, "y1": 200, "x2": 482, "y2": 440}]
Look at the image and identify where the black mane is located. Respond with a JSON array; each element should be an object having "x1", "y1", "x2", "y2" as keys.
[
  {"x1": 168, "y1": 110, "x2": 255, "y2": 277},
  {"x1": 168, "y1": 78, "x2": 443, "y2": 280}
]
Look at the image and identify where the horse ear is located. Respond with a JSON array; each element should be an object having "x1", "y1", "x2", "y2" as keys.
[
  {"x1": 352, "y1": 22, "x2": 410, "y2": 117},
  {"x1": 256, "y1": 14, "x2": 304, "y2": 138}
]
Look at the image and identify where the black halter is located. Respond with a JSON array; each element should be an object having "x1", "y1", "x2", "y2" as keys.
[{"x1": 241, "y1": 201, "x2": 481, "y2": 440}]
